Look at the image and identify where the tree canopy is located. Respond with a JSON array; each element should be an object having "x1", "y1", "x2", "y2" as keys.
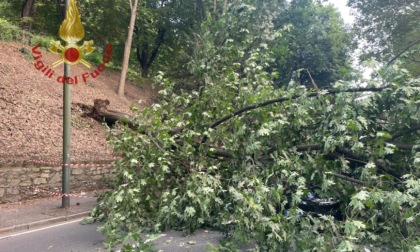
[
  {"x1": 348, "y1": 0, "x2": 420, "y2": 77},
  {"x1": 272, "y1": 0, "x2": 354, "y2": 88}
]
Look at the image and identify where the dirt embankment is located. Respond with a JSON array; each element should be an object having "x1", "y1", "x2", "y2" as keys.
[{"x1": 0, "y1": 41, "x2": 157, "y2": 165}]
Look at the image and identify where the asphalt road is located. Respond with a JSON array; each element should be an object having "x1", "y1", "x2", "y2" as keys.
[
  {"x1": 0, "y1": 219, "x2": 106, "y2": 252},
  {"x1": 0, "y1": 219, "x2": 252, "y2": 252}
]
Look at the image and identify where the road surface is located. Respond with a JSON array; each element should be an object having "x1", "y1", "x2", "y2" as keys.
[
  {"x1": 0, "y1": 219, "x2": 105, "y2": 252},
  {"x1": 0, "y1": 219, "x2": 250, "y2": 252}
]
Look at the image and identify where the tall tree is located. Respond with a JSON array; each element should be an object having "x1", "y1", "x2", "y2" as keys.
[
  {"x1": 272, "y1": 0, "x2": 354, "y2": 88},
  {"x1": 348, "y1": 0, "x2": 420, "y2": 76},
  {"x1": 21, "y1": 0, "x2": 36, "y2": 31},
  {"x1": 135, "y1": 26, "x2": 166, "y2": 78},
  {"x1": 132, "y1": 0, "x2": 201, "y2": 77},
  {"x1": 118, "y1": 0, "x2": 139, "y2": 97}
]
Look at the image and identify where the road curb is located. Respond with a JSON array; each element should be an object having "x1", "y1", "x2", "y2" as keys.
[{"x1": 0, "y1": 211, "x2": 91, "y2": 235}]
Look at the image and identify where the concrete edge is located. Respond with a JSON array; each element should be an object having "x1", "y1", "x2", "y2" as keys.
[{"x1": 0, "y1": 211, "x2": 91, "y2": 235}]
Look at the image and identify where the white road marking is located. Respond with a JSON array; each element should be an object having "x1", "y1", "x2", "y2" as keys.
[{"x1": 0, "y1": 218, "x2": 87, "y2": 240}]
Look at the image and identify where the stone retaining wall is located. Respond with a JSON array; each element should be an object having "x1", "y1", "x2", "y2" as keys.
[{"x1": 0, "y1": 165, "x2": 115, "y2": 204}]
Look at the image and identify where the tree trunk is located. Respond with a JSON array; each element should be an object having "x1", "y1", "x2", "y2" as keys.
[
  {"x1": 213, "y1": 0, "x2": 217, "y2": 17},
  {"x1": 136, "y1": 28, "x2": 165, "y2": 78},
  {"x1": 56, "y1": 0, "x2": 66, "y2": 20},
  {"x1": 21, "y1": 0, "x2": 36, "y2": 31},
  {"x1": 92, "y1": 99, "x2": 136, "y2": 129},
  {"x1": 197, "y1": 0, "x2": 205, "y2": 20},
  {"x1": 141, "y1": 66, "x2": 149, "y2": 78},
  {"x1": 118, "y1": 0, "x2": 139, "y2": 97}
]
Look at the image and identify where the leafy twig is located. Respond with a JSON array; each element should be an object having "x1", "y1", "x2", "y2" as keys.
[
  {"x1": 204, "y1": 86, "x2": 389, "y2": 142},
  {"x1": 386, "y1": 38, "x2": 420, "y2": 67}
]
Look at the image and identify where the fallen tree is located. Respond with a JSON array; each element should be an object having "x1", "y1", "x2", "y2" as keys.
[
  {"x1": 92, "y1": 99, "x2": 135, "y2": 129},
  {"x1": 92, "y1": 4, "x2": 419, "y2": 250},
  {"x1": 94, "y1": 64, "x2": 419, "y2": 251},
  {"x1": 76, "y1": 99, "x2": 136, "y2": 129}
]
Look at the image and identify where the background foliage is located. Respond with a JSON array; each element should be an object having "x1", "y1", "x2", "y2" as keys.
[{"x1": 348, "y1": 0, "x2": 420, "y2": 77}]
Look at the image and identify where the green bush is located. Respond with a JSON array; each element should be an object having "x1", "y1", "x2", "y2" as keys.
[
  {"x1": 126, "y1": 68, "x2": 146, "y2": 84},
  {"x1": 84, "y1": 51, "x2": 105, "y2": 66},
  {"x1": 31, "y1": 35, "x2": 56, "y2": 50},
  {"x1": 0, "y1": 18, "x2": 20, "y2": 41}
]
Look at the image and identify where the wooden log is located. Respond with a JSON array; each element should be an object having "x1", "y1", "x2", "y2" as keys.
[{"x1": 93, "y1": 99, "x2": 136, "y2": 129}]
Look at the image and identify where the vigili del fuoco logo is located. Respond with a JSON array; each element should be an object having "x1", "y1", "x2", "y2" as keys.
[{"x1": 31, "y1": 0, "x2": 112, "y2": 84}]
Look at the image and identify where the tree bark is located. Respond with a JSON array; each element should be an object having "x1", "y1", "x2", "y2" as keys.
[
  {"x1": 213, "y1": 0, "x2": 217, "y2": 17},
  {"x1": 56, "y1": 0, "x2": 65, "y2": 20},
  {"x1": 118, "y1": 0, "x2": 139, "y2": 97},
  {"x1": 21, "y1": 0, "x2": 36, "y2": 31},
  {"x1": 92, "y1": 99, "x2": 135, "y2": 129},
  {"x1": 197, "y1": 0, "x2": 206, "y2": 20},
  {"x1": 136, "y1": 28, "x2": 165, "y2": 77},
  {"x1": 223, "y1": 0, "x2": 228, "y2": 14}
]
